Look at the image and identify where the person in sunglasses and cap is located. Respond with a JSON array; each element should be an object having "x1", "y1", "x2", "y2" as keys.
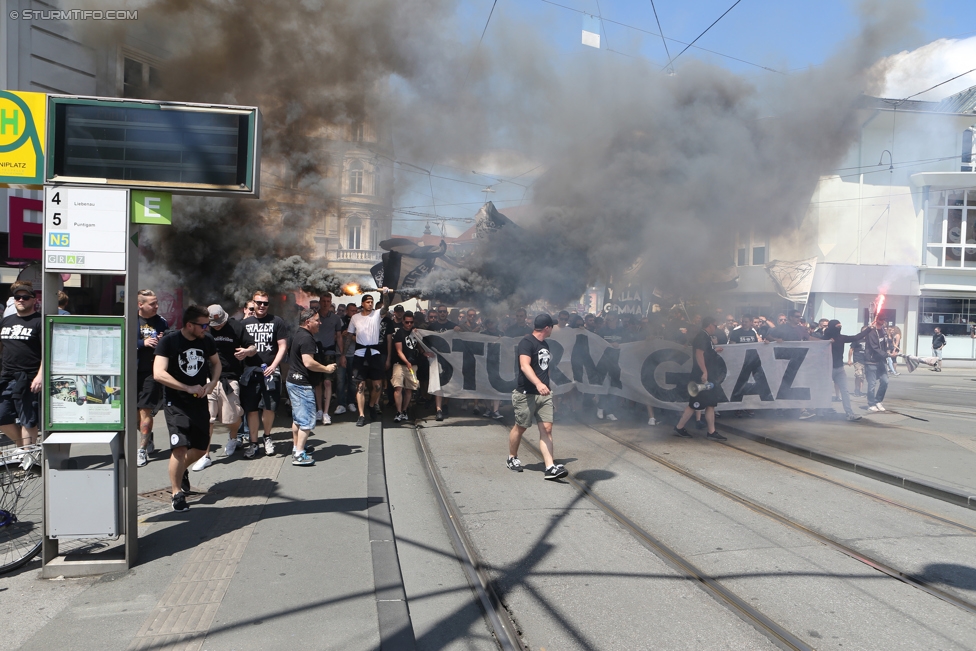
[{"x1": 0, "y1": 282, "x2": 43, "y2": 447}]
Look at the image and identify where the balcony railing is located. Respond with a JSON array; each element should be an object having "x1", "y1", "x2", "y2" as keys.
[{"x1": 325, "y1": 249, "x2": 383, "y2": 262}]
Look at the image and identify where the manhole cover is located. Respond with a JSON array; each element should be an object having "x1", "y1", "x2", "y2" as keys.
[{"x1": 139, "y1": 488, "x2": 211, "y2": 504}]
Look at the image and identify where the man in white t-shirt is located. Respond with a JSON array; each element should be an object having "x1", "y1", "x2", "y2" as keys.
[{"x1": 346, "y1": 290, "x2": 389, "y2": 426}]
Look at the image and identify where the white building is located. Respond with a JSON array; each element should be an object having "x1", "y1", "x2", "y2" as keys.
[{"x1": 726, "y1": 86, "x2": 976, "y2": 361}]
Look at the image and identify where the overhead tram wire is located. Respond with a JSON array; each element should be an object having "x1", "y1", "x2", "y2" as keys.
[
  {"x1": 647, "y1": 0, "x2": 673, "y2": 74},
  {"x1": 538, "y1": 0, "x2": 783, "y2": 74},
  {"x1": 666, "y1": 0, "x2": 743, "y2": 68},
  {"x1": 464, "y1": 0, "x2": 500, "y2": 84}
]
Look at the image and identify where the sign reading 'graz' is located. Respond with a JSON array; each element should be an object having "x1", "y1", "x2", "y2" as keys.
[
  {"x1": 421, "y1": 329, "x2": 833, "y2": 410},
  {"x1": 0, "y1": 90, "x2": 46, "y2": 187}
]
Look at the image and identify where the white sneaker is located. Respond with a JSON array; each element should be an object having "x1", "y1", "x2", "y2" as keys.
[
  {"x1": 647, "y1": 417, "x2": 656, "y2": 426},
  {"x1": 191, "y1": 455, "x2": 212, "y2": 471},
  {"x1": 322, "y1": 413, "x2": 332, "y2": 425},
  {"x1": 137, "y1": 448, "x2": 148, "y2": 467},
  {"x1": 597, "y1": 408, "x2": 604, "y2": 419},
  {"x1": 868, "y1": 405, "x2": 881, "y2": 412},
  {"x1": 224, "y1": 439, "x2": 239, "y2": 456},
  {"x1": 876, "y1": 403, "x2": 885, "y2": 412},
  {"x1": 348, "y1": 403, "x2": 358, "y2": 414},
  {"x1": 264, "y1": 437, "x2": 275, "y2": 456},
  {"x1": 334, "y1": 405, "x2": 347, "y2": 415},
  {"x1": 606, "y1": 413, "x2": 618, "y2": 421},
  {"x1": 315, "y1": 410, "x2": 323, "y2": 422}
]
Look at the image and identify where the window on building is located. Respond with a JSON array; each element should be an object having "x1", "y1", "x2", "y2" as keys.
[
  {"x1": 923, "y1": 190, "x2": 976, "y2": 268},
  {"x1": 918, "y1": 297, "x2": 975, "y2": 336},
  {"x1": 346, "y1": 217, "x2": 362, "y2": 250},
  {"x1": 371, "y1": 226, "x2": 378, "y2": 250},
  {"x1": 122, "y1": 55, "x2": 161, "y2": 99},
  {"x1": 353, "y1": 122, "x2": 365, "y2": 142},
  {"x1": 735, "y1": 231, "x2": 768, "y2": 266},
  {"x1": 348, "y1": 161, "x2": 365, "y2": 195}
]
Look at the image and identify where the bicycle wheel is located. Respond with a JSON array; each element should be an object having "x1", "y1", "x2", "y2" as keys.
[{"x1": 0, "y1": 456, "x2": 43, "y2": 573}]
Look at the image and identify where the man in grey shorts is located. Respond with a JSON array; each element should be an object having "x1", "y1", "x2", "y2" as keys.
[{"x1": 507, "y1": 313, "x2": 567, "y2": 480}]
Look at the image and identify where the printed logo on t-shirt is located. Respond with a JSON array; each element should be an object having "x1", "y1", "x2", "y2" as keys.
[
  {"x1": 179, "y1": 349, "x2": 206, "y2": 377},
  {"x1": 171, "y1": 433, "x2": 180, "y2": 446},
  {"x1": 538, "y1": 348, "x2": 551, "y2": 371},
  {"x1": 140, "y1": 324, "x2": 158, "y2": 340},
  {"x1": 0, "y1": 325, "x2": 33, "y2": 340}
]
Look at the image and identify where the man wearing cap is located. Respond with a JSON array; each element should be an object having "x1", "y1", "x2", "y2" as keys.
[
  {"x1": 286, "y1": 308, "x2": 339, "y2": 466},
  {"x1": 508, "y1": 314, "x2": 568, "y2": 480},
  {"x1": 346, "y1": 291, "x2": 390, "y2": 427},
  {"x1": 190, "y1": 305, "x2": 256, "y2": 471},
  {"x1": 0, "y1": 281, "x2": 42, "y2": 446}
]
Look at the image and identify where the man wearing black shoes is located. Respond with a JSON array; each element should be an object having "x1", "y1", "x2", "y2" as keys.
[
  {"x1": 154, "y1": 305, "x2": 221, "y2": 512},
  {"x1": 346, "y1": 290, "x2": 390, "y2": 426},
  {"x1": 391, "y1": 311, "x2": 432, "y2": 423},
  {"x1": 674, "y1": 316, "x2": 726, "y2": 441},
  {"x1": 507, "y1": 314, "x2": 567, "y2": 480}
]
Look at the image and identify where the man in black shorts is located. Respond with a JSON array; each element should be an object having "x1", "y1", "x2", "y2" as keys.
[
  {"x1": 0, "y1": 282, "x2": 42, "y2": 447},
  {"x1": 507, "y1": 314, "x2": 567, "y2": 480},
  {"x1": 136, "y1": 289, "x2": 168, "y2": 467},
  {"x1": 242, "y1": 290, "x2": 288, "y2": 457},
  {"x1": 674, "y1": 316, "x2": 726, "y2": 441},
  {"x1": 154, "y1": 305, "x2": 221, "y2": 512},
  {"x1": 346, "y1": 291, "x2": 390, "y2": 426}
]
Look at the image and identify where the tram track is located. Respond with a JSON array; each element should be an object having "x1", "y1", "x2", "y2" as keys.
[{"x1": 582, "y1": 421, "x2": 976, "y2": 617}]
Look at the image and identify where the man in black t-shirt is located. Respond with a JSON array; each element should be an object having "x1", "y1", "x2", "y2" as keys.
[
  {"x1": 0, "y1": 281, "x2": 42, "y2": 446},
  {"x1": 190, "y1": 305, "x2": 256, "y2": 471},
  {"x1": 241, "y1": 290, "x2": 288, "y2": 457},
  {"x1": 932, "y1": 327, "x2": 947, "y2": 372},
  {"x1": 135, "y1": 289, "x2": 169, "y2": 467},
  {"x1": 504, "y1": 308, "x2": 532, "y2": 338},
  {"x1": 154, "y1": 305, "x2": 221, "y2": 512},
  {"x1": 674, "y1": 317, "x2": 726, "y2": 441},
  {"x1": 507, "y1": 314, "x2": 567, "y2": 480},
  {"x1": 285, "y1": 309, "x2": 338, "y2": 466},
  {"x1": 391, "y1": 311, "x2": 434, "y2": 422},
  {"x1": 728, "y1": 315, "x2": 760, "y2": 344}
]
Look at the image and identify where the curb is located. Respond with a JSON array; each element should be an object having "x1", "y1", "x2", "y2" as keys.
[
  {"x1": 367, "y1": 420, "x2": 418, "y2": 651},
  {"x1": 716, "y1": 422, "x2": 976, "y2": 511}
]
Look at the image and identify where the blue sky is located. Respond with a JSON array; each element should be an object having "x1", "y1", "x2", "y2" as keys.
[{"x1": 392, "y1": 1, "x2": 976, "y2": 237}]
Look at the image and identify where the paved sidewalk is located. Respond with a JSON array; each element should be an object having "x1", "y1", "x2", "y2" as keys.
[{"x1": 2, "y1": 412, "x2": 490, "y2": 651}]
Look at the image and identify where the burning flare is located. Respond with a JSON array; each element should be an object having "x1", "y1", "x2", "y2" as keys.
[
  {"x1": 343, "y1": 283, "x2": 361, "y2": 296},
  {"x1": 871, "y1": 294, "x2": 886, "y2": 323}
]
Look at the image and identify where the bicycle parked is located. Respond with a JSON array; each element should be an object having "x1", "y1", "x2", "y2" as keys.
[{"x1": 0, "y1": 444, "x2": 43, "y2": 573}]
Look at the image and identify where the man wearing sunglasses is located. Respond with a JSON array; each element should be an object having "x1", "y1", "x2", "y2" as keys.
[
  {"x1": 242, "y1": 290, "x2": 288, "y2": 457},
  {"x1": 0, "y1": 282, "x2": 43, "y2": 447},
  {"x1": 154, "y1": 305, "x2": 220, "y2": 512},
  {"x1": 392, "y1": 311, "x2": 434, "y2": 422}
]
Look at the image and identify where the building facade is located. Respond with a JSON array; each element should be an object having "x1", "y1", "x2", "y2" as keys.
[{"x1": 725, "y1": 87, "x2": 976, "y2": 360}]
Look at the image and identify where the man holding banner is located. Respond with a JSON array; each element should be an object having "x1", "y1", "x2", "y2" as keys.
[
  {"x1": 674, "y1": 317, "x2": 727, "y2": 441},
  {"x1": 508, "y1": 314, "x2": 568, "y2": 480}
]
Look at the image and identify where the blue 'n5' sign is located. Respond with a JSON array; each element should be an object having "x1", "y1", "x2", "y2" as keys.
[{"x1": 48, "y1": 233, "x2": 69, "y2": 247}]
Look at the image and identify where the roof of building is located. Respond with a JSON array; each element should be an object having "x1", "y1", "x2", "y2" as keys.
[{"x1": 937, "y1": 84, "x2": 976, "y2": 115}]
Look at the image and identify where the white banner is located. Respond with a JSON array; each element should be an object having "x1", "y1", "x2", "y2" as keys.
[{"x1": 419, "y1": 329, "x2": 833, "y2": 411}]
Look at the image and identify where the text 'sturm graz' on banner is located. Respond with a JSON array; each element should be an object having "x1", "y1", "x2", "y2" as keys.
[{"x1": 419, "y1": 329, "x2": 833, "y2": 411}]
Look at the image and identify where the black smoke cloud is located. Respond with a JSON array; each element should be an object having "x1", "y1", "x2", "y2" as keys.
[{"x1": 82, "y1": 0, "x2": 920, "y2": 308}]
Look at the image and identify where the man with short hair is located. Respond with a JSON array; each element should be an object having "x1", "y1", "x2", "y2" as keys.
[
  {"x1": 337, "y1": 302, "x2": 360, "y2": 415},
  {"x1": 823, "y1": 320, "x2": 866, "y2": 421},
  {"x1": 347, "y1": 292, "x2": 390, "y2": 426},
  {"x1": 427, "y1": 305, "x2": 458, "y2": 421},
  {"x1": 0, "y1": 282, "x2": 42, "y2": 447},
  {"x1": 507, "y1": 314, "x2": 567, "y2": 480},
  {"x1": 583, "y1": 313, "x2": 597, "y2": 332},
  {"x1": 57, "y1": 291, "x2": 70, "y2": 315},
  {"x1": 457, "y1": 307, "x2": 481, "y2": 333},
  {"x1": 242, "y1": 291, "x2": 288, "y2": 457},
  {"x1": 505, "y1": 308, "x2": 532, "y2": 338},
  {"x1": 136, "y1": 289, "x2": 168, "y2": 467},
  {"x1": 192, "y1": 304, "x2": 256, "y2": 471},
  {"x1": 932, "y1": 326, "x2": 946, "y2": 372},
  {"x1": 285, "y1": 308, "x2": 339, "y2": 465},
  {"x1": 154, "y1": 305, "x2": 220, "y2": 512},
  {"x1": 313, "y1": 294, "x2": 343, "y2": 423},
  {"x1": 766, "y1": 310, "x2": 809, "y2": 342},
  {"x1": 728, "y1": 315, "x2": 759, "y2": 344},
  {"x1": 864, "y1": 316, "x2": 891, "y2": 412},
  {"x1": 673, "y1": 317, "x2": 726, "y2": 441},
  {"x1": 392, "y1": 311, "x2": 432, "y2": 422}
]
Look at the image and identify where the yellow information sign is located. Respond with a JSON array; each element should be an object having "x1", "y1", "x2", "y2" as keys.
[{"x1": 0, "y1": 91, "x2": 46, "y2": 188}]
